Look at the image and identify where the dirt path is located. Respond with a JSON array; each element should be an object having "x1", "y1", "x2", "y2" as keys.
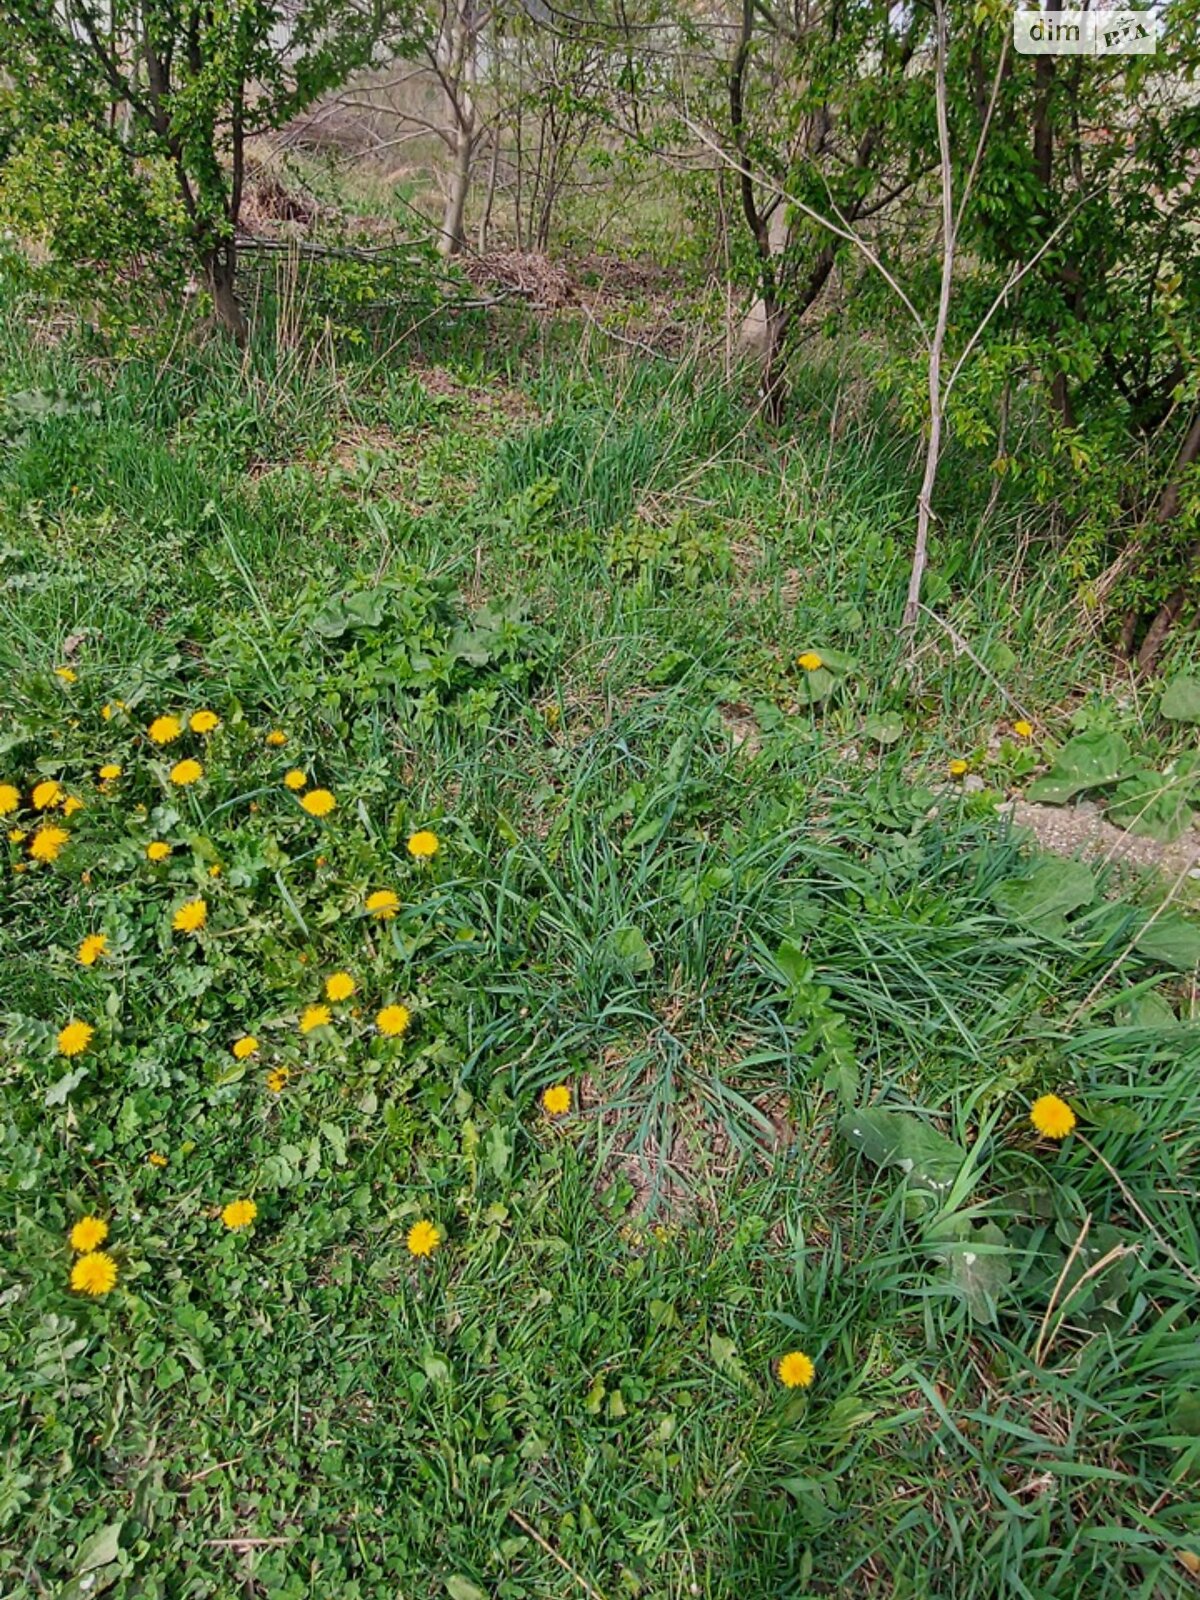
[{"x1": 1003, "y1": 796, "x2": 1200, "y2": 894}]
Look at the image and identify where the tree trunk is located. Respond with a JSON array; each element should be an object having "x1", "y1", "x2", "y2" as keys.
[
  {"x1": 902, "y1": 0, "x2": 954, "y2": 632},
  {"x1": 478, "y1": 130, "x2": 500, "y2": 253},
  {"x1": 202, "y1": 243, "x2": 247, "y2": 345},
  {"x1": 435, "y1": 0, "x2": 478, "y2": 258},
  {"x1": 440, "y1": 130, "x2": 472, "y2": 257}
]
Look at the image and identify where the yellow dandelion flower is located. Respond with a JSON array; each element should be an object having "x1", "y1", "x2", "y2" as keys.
[
  {"x1": 208, "y1": 864, "x2": 222, "y2": 878},
  {"x1": 407, "y1": 829, "x2": 440, "y2": 860},
  {"x1": 300, "y1": 788, "x2": 335, "y2": 818},
  {"x1": 0, "y1": 783, "x2": 20, "y2": 815},
  {"x1": 32, "y1": 779, "x2": 62, "y2": 811},
  {"x1": 101, "y1": 703, "x2": 114, "y2": 721},
  {"x1": 98, "y1": 763, "x2": 121, "y2": 782},
  {"x1": 62, "y1": 796, "x2": 83, "y2": 817},
  {"x1": 232, "y1": 1035, "x2": 259, "y2": 1060},
  {"x1": 190, "y1": 710, "x2": 220, "y2": 734},
  {"x1": 173, "y1": 898, "x2": 207, "y2": 934},
  {"x1": 777, "y1": 1350, "x2": 816, "y2": 1389},
  {"x1": 170, "y1": 758, "x2": 203, "y2": 786},
  {"x1": 9, "y1": 827, "x2": 26, "y2": 843},
  {"x1": 300, "y1": 1004, "x2": 331, "y2": 1034},
  {"x1": 146, "y1": 840, "x2": 171, "y2": 862},
  {"x1": 283, "y1": 769, "x2": 307, "y2": 791},
  {"x1": 77, "y1": 933, "x2": 107, "y2": 966},
  {"x1": 71, "y1": 1251, "x2": 118, "y2": 1296},
  {"x1": 542, "y1": 1083, "x2": 571, "y2": 1117},
  {"x1": 948, "y1": 758, "x2": 969, "y2": 777},
  {"x1": 797, "y1": 651, "x2": 823, "y2": 672},
  {"x1": 54, "y1": 666, "x2": 77, "y2": 683},
  {"x1": 148, "y1": 1151, "x2": 168, "y2": 1167},
  {"x1": 365, "y1": 888, "x2": 399, "y2": 920},
  {"x1": 57, "y1": 1020, "x2": 94, "y2": 1057},
  {"x1": 266, "y1": 1066, "x2": 290, "y2": 1094},
  {"x1": 148, "y1": 715, "x2": 182, "y2": 744},
  {"x1": 221, "y1": 1199, "x2": 257, "y2": 1231},
  {"x1": 12, "y1": 861, "x2": 26, "y2": 873},
  {"x1": 376, "y1": 1003, "x2": 411, "y2": 1038},
  {"x1": 1030, "y1": 1094, "x2": 1076, "y2": 1140},
  {"x1": 325, "y1": 971, "x2": 356, "y2": 1002},
  {"x1": 30, "y1": 825, "x2": 69, "y2": 863},
  {"x1": 1013, "y1": 720, "x2": 1034, "y2": 739},
  {"x1": 406, "y1": 1219, "x2": 440, "y2": 1257},
  {"x1": 266, "y1": 729, "x2": 288, "y2": 747},
  {"x1": 69, "y1": 1216, "x2": 108, "y2": 1252}
]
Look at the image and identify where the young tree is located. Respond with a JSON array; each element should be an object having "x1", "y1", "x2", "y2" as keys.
[{"x1": 0, "y1": 0, "x2": 416, "y2": 340}]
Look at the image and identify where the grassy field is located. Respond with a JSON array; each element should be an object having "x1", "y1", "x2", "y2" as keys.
[{"x1": 2, "y1": 305, "x2": 1200, "y2": 1600}]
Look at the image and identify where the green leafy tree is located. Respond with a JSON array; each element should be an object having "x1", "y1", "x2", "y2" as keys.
[{"x1": 0, "y1": 0, "x2": 417, "y2": 340}]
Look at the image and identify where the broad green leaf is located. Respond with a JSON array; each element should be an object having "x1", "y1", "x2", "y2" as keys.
[
  {"x1": 838, "y1": 1108, "x2": 966, "y2": 1194},
  {"x1": 45, "y1": 1067, "x2": 87, "y2": 1107},
  {"x1": 709, "y1": 1332, "x2": 749, "y2": 1382},
  {"x1": 1105, "y1": 771, "x2": 1195, "y2": 841},
  {"x1": 423, "y1": 1351, "x2": 451, "y2": 1385},
  {"x1": 1170, "y1": 1393, "x2": 1200, "y2": 1437},
  {"x1": 812, "y1": 647, "x2": 857, "y2": 673},
  {"x1": 774, "y1": 937, "x2": 811, "y2": 987},
  {"x1": 75, "y1": 1523, "x2": 123, "y2": 1572},
  {"x1": 445, "y1": 1578, "x2": 488, "y2": 1600},
  {"x1": 609, "y1": 925, "x2": 653, "y2": 972},
  {"x1": 319, "y1": 1121, "x2": 348, "y2": 1166},
  {"x1": 1135, "y1": 912, "x2": 1200, "y2": 971},
  {"x1": 932, "y1": 1220, "x2": 1013, "y2": 1324},
  {"x1": 1125, "y1": 988, "x2": 1178, "y2": 1028},
  {"x1": 824, "y1": 1057, "x2": 860, "y2": 1109},
  {"x1": 794, "y1": 666, "x2": 836, "y2": 705},
  {"x1": 1025, "y1": 730, "x2": 1134, "y2": 803},
  {"x1": 1160, "y1": 674, "x2": 1200, "y2": 723},
  {"x1": 862, "y1": 711, "x2": 904, "y2": 745},
  {"x1": 485, "y1": 1121, "x2": 511, "y2": 1182},
  {"x1": 990, "y1": 857, "x2": 1095, "y2": 934}
]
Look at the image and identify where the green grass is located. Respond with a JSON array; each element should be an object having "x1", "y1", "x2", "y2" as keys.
[{"x1": 2, "y1": 301, "x2": 1200, "y2": 1600}]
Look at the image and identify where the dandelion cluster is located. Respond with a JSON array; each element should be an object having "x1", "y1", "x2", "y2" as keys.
[{"x1": 68, "y1": 1214, "x2": 117, "y2": 1296}]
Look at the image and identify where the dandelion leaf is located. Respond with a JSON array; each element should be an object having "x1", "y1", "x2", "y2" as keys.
[
  {"x1": 608, "y1": 924, "x2": 653, "y2": 972},
  {"x1": 1105, "y1": 771, "x2": 1196, "y2": 841},
  {"x1": 794, "y1": 666, "x2": 836, "y2": 705},
  {"x1": 863, "y1": 711, "x2": 904, "y2": 745},
  {"x1": 1135, "y1": 911, "x2": 1200, "y2": 971},
  {"x1": 930, "y1": 1219, "x2": 1012, "y2": 1324},
  {"x1": 1161, "y1": 674, "x2": 1200, "y2": 723},
  {"x1": 838, "y1": 1108, "x2": 966, "y2": 1194},
  {"x1": 1025, "y1": 730, "x2": 1134, "y2": 803},
  {"x1": 445, "y1": 1579, "x2": 488, "y2": 1600},
  {"x1": 990, "y1": 857, "x2": 1095, "y2": 934}
]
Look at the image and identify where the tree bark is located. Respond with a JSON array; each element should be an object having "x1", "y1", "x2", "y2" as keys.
[
  {"x1": 435, "y1": 0, "x2": 478, "y2": 257},
  {"x1": 729, "y1": 0, "x2": 787, "y2": 415},
  {"x1": 440, "y1": 129, "x2": 473, "y2": 256},
  {"x1": 478, "y1": 129, "x2": 500, "y2": 253},
  {"x1": 202, "y1": 244, "x2": 248, "y2": 345},
  {"x1": 903, "y1": 0, "x2": 954, "y2": 631}
]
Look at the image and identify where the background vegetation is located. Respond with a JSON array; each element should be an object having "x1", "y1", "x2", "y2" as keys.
[{"x1": 1, "y1": 2, "x2": 1200, "y2": 1596}]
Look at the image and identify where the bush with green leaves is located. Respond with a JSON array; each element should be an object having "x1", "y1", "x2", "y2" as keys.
[{"x1": 0, "y1": 0, "x2": 419, "y2": 340}]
